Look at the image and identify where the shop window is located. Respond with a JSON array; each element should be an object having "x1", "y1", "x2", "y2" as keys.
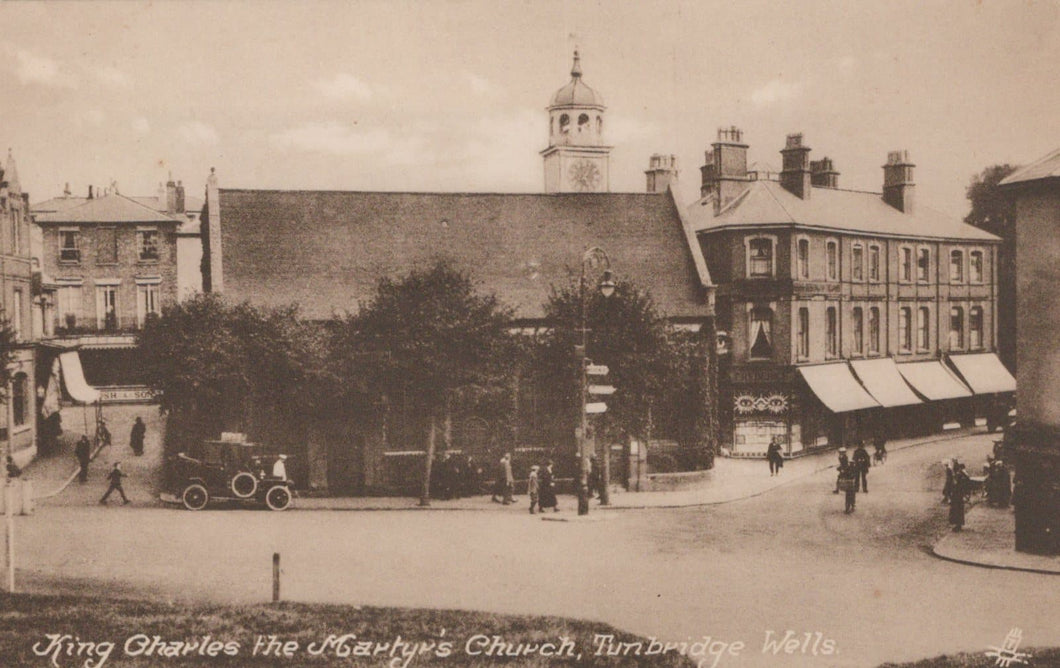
[{"x1": 749, "y1": 307, "x2": 773, "y2": 360}]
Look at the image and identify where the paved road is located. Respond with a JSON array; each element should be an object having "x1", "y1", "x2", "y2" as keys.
[{"x1": 16, "y1": 432, "x2": 1060, "y2": 667}]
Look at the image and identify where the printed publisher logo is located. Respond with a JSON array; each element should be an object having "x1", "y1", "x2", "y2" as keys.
[{"x1": 985, "y1": 627, "x2": 1030, "y2": 667}]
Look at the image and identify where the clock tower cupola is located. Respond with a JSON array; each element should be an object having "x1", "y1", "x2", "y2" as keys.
[{"x1": 541, "y1": 50, "x2": 612, "y2": 193}]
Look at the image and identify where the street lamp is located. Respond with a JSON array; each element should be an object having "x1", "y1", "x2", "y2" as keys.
[{"x1": 577, "y1": 247, "x2": 614, "y2": 516}]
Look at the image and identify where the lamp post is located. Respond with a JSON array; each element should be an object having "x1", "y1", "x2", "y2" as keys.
[{"x1": 577, "y1": 247, "x2": 615, "y2": 516}]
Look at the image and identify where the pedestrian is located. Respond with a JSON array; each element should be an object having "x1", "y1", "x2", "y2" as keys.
[
  {"x1": 995, "y1": 460, "x2": 1012, "y2": 508},
  {"x1": 463, "y1": 456, "x2": 480, "y2": 497},
  {"x1": 5, "y1": 456, "x2": 21, "y2": 480},
  {"x1": 491, "y1": 453, "x2": 514, "y2": 504},
  {"x1": 942, "y1": 459, "x2": 955, "y2": 504},
  {"x1": 852, "y1": 442, "x2": 871, "y2": 493},
  {"x1": 272, "y1": 455, "x2": 288, "y2": 481},
  {"x1": 833, "y1": 447, "x2": 849, "y2": 493},
  {"x1": 766, "y1": 437, "x2": 784, "y2": 476},
  {"x1": 75, "y1": 435, "x2": 91, "y2": 483},
  {"x1": 538, "y1": 459, "x2": 558, "y2": 512},
  {"x1": 838, "y1": 462, "x2": 857, "y2": 513},
  {"x1": 130, "y1": 416, "x2": 146, "y2": 456},
  {"x1": 949, "y1": 462, "x2": 970, "y2": 531},
  {"x1": 527, "y1": 464, "x2": 540, "y2": 514},
  {"x1": 99, "y1": 462, "x2": 129, "y2": 505},
  {"x1": 97, "y1": 418, "x2": 112, "y2": 448},
  {"x1": 588, "y1": 453, "x2": 603, "y2": 499}
]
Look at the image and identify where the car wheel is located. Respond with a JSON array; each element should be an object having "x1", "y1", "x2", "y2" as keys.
[
  {"x1": 182, "y1": 483, "x2": 209, "y2": 511},
  {"x1": 265, "y1": 485, "x2": 291, "y2": 511},
  {"x1": 231, "y1": 471, "x2": 258, "y2": 499}
]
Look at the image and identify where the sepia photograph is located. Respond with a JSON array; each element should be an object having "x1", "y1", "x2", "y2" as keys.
[{"x1": 0, "y1": 1, "x2": 1058, "y2": 666}]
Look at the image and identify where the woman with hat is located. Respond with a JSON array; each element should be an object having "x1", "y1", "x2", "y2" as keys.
[{"x1": 538, "y1": 460, "x2": 558, "y2": 512}]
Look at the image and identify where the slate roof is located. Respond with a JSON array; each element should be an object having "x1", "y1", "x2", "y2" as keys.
[
  {"x1": 1000, "y1": 148, "x2": 1060, "y2": 187},
  {"x1": 34, "y1": 194, "x2": 182, "y2": 225},
  {"x1": 33, "y1": 194, "x2": 204, "y2": 217},
  {"x1": 687, "y1": 180, "x2": 999, "y2": 242},
  {"x1": 213, "y1": 189, "x2": 712, "y2": 322}
]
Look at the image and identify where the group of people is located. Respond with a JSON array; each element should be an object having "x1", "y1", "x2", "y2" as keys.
[
  {"x1": 489, "y1": 452, "x2": 564, "y2": 514},
  {"x1": 834, "y1": 443, "x2": 873, "y2": 513},
  {"x1": 70, "y1": 416, "x2": 148, "y2": 506},
  {"x1": 429, "y1": 452, "x2": 482, "y2": 500}
]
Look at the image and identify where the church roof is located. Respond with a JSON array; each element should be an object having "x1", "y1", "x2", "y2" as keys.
[
  {"x1": 34, "y1": 193, "x2": 182, "y2": 224},
  {"x1": 1000, "y1": 147, "x2": 1060, "y2": 187},
  {"x1": 550, "y1": 50, "x2": 604, "y2": 109},
  {"x1": 210, "y1": 189, "x2": 712, "y2": 322},
  {"x1": 687, "y1": 180, "x2": 999, "y2": 242}
]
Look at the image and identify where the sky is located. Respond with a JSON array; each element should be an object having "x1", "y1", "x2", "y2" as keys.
[{"x1": 1, "y1": 0, "x2": 1059, "y2": 219}]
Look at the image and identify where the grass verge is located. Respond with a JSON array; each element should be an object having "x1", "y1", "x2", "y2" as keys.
[{"x1": 0, "y1": 592, "x2": 697, "y2": 666}]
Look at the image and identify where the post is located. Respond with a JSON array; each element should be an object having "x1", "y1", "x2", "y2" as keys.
[
  {"x1": 272, "y1": 552, "x2": 280, "y2": 602},
  {"x1": 5, "y1": 483, "x2": 14, "y2": 593},
  {"x1": 577, "y1": 262, "x2": 590, "y2": 516}
]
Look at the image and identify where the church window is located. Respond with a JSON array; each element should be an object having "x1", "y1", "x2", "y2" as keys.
[
  {"x1": 578, "y1": 114, "x2": 589, "y2": 133},
  {"x1": 559, "y1": 114, "x2": 570, "y2": 134}
]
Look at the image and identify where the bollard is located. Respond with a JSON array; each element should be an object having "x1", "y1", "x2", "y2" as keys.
[{"x1": 272, "y1": 552, "x2": 280, "y2": 602}]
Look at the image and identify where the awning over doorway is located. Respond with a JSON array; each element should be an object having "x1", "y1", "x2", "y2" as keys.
[
  {"x1": 896, "y1": 360, "x2": 972, "y2": 401},
  {"x1": 850, "y1": 358, "x2": 923, "y2": 407},
  {"x1": 947, "y1": 353, "x2": 1017, "y2": 394},
  {"x1": 58, "y1": 351, "x2": 102, "y2": 404},
  {"x1": 798, "y1": 363, "x2": 880, "y2": 413}
]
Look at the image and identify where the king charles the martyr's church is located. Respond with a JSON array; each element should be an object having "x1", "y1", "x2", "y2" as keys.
[{"x1": 195, "y1": 51, "x2": 1011, "y2": 491}]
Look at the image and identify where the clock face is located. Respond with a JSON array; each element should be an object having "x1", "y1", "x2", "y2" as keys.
[{"x1": 569, "y1": 159, "x2": 602, "y2": 192}]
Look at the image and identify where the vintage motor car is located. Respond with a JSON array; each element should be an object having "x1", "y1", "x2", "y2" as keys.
[{"x1": 172, "y1": 437, "x2": 292, "y2": 511}]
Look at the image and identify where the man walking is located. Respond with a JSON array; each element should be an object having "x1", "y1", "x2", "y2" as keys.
[
  {"x1": 767, "y1": 438, "x2": 784, "y2": 476},
  {"x1": 99, "y1": 462, "x2": 129, "y2": 505},
  {"x1": 852, "y1": 442, "x2": 871, "y2": 493},
  {"x1": 75, "y1": 435, "x2": 91, "y2": 483},
  {"x1": 527, "y1": 464, "x2": 540, "y2": 514},
  {"x1": 833, "y1": 447, "x2": 849, "y2": 493}
]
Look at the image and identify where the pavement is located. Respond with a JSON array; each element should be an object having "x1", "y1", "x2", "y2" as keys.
[{"x1": 23, "y1": 408, "x2": 1060, "y2": 575}]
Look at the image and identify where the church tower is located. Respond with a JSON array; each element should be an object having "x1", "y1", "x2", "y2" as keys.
[{"x1": 541, "y1": 50, "x2": 611, "y2": 193}]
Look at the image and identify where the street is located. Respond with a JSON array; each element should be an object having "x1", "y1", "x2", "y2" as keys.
[{"x1": 14, "y1": 429, "x2": 1060, "y2": 667}]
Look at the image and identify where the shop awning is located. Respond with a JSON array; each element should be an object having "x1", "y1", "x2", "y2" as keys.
[
  {"x1": 947, "y1": 353, "x2": 1017, "y2": 394},
  {"x1": 896, "y1": 360, "x2": 972, "y2": 401},
  {"x1": 850, "y1": 358, "x2": 923, "y2": 407},
  {"x1": 58, "y1": 351, "x2": 102, "y2": 404},
  {"x1": 798, "y1": 363, "x2": 880, "y2": 413}
]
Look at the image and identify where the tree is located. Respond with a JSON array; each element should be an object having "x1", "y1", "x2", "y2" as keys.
[
  {"x1": 965, "y1": 164, "x2": 1019, "y2": 372},
  {"x1": 338, "y1": 260, "x2": 515, "y2": 505},
  {"x1": 533, "y1": 279, "x2": 714, "y2": 471}
]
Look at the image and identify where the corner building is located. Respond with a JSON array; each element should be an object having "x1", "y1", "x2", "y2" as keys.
[{"x1": 689, "y1": 130, "x2": 1013, "y2": 457}]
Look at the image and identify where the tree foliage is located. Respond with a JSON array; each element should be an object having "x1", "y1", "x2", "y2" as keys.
[{"x1": 965, "y1": 164, "x2": 1019, "y2": 234}]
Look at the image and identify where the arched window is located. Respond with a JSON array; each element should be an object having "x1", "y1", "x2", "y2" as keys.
[
  {"x1": 826, "y1": 240, "x2": 838, "y2": 281},
  {"x1": 970, "y1": 307, "x2": 984, "y2": 349},
  {"x1": 949, "y1": 306, "x2": 964, "y2": 349},
  {"x1": 578, "y1": 113, "x2": 590, "y2": 132},
  {"x1": 11, "y1": 372, "x2": 27, "y2": 428},
  {"x1": 852, "y1": 244, "x2": 864, "y2": 282},
  {"x1": 917, "y1": 306, "x2": 930, "y2": 351},
  {"x1": 853, "y1": 307, "x2": 864, "y2": 354},
  {"x1": 900, "y1": 246, "x2": 913, "y2": 282},
  {"x1": 950, "y1": 250, "x2": 964, "y2": 283},
  {"x1": 826, "y1": 306, "x2": 838, "y2": 358},
  {"x1": 596, "y1": 115, "x2": 602, "y2": 134},
  {"x1": 797, "y1": 307, "x2": 809, "y2": 359},
  {"x1": 869, "y1": 307, "x2": 880, "y2": 354},
  {"x1": 749, "y1": 307, "x2": 773, "y2": 360},
  {"x1": 899, "y1": 307, "x2": 911, "y2": 352},
  {"x1": 797, "y1": 238, "x2": 810, "y2": 279},
  {"x1": 970, "y1": 250, "x2": 984, "y2": 283},
  {"x1": 869, "y1": 245, "x2": 881, "y2": 282},
  {"x1": 559, "y1": 114, "x2": 570, "y2": 134},
  {"x1": 917, "y1": 247, "x2": 930, "y2": 282}
]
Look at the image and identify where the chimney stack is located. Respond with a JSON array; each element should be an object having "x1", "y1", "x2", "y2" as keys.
[
  {"x1": 810, "y1": 157, "x2": 839, "y2": 189},
  {"x1": 175, "y1": 180, "x2": 186, "y2": 213},
  {"x1": 883, "y1": 150, "x2": 915, "y2": 214},
  {"x1": 700, "y1": 126, "x2": 750, "y2": 213},
  {"x1": 780, "y1": 133, "x2": 812, "y2": 199},
  {"x1": 88, "y1": 185, "x2": 94, "y2": 199},
  {"x1": 166, "y1": 174, "x2": 177, "y2": 213},
  {"x1": 645, "y1": 154, "x2": 678, "y2": 193}
]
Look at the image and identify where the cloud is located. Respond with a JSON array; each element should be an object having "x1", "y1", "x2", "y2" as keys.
[
  {"x1": 179, "y1": 121, "x2": 220, "y2": 145},
  {"x1": 314, "y1": 73, "x2": 374, "y2": 102},
  {"x1": 14, "y1": 48, "x2": 70, "y2": 87},
  {"x1": 95, "y1": 65, "x2": 132, "y2": 88},
  {"x1": 750, "y1": 79, "x2": 801, "y2": 107},
  {"x1": 132, "y1": 117, "x2": 151, "y2": 134}
]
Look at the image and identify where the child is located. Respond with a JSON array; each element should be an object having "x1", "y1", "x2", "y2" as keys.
[{"x1": 528, "y1": 465, "x2": 540, "y2": 514}]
